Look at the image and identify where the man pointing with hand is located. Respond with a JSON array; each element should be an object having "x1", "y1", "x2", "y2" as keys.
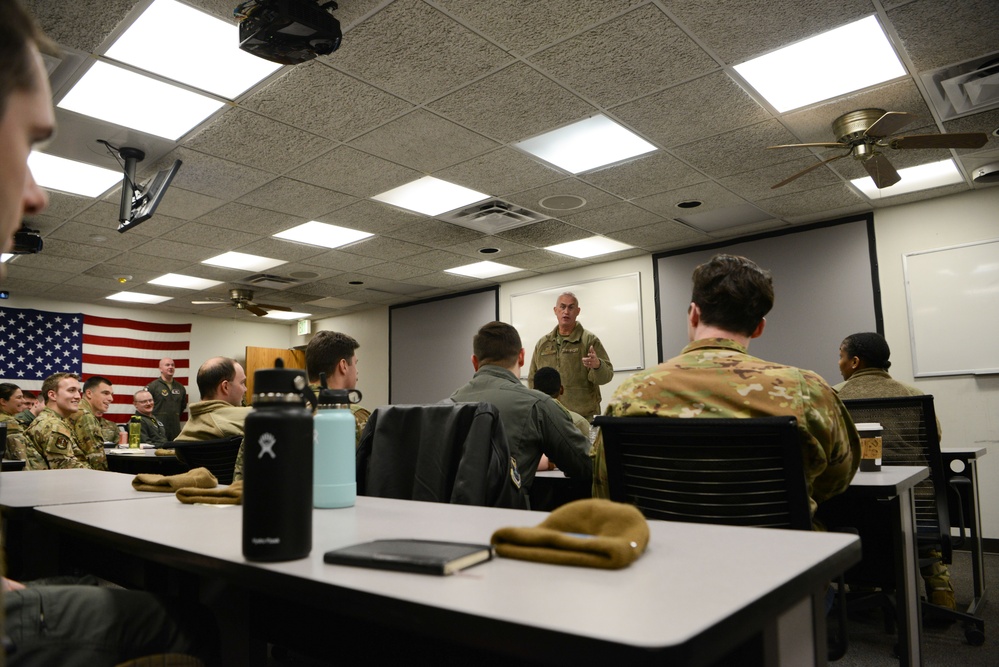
[{"x1": 529, "y1": 292, "x2": 613, "y2": 420}]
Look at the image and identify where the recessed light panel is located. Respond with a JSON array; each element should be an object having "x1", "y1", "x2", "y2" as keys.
[
  {"x1": 546, "y1": 236, "x2": 634, "y2": 258},
  {"x1": 1, "y1": 254, "x2": 13, "y2": 263},
  {"x1": 444, "y1": 261, "x2": 520, "y2": 279},
  {"x1": 273, "y1": 221, "x2": 373, "y2": 249},
  {"x1": 851, "y1": 159, "x2": 963, "y2": 198},
  {"x1": 106, "y1": 292, "x2": 172, "y2": 304},
  {"x1": 201, "y1": 252, "x2": 287, "y2": 272},
  {"x1": 372, "y1": 176, "x2": 490, "y2": 216},
  {"x1": 263, "y1": 310, "x2": 312, "y2": 320},
  {"x1": 28, "y1": 152, "x2": 121, "y2": 197},
  {"x1": 148, "y1": 273, "x2": 224, "y2": 290},
  {"x1": 105, "y1": 0, "x2": 281, "y2": 99},
  {"x1": 514, "y1": 115, "x2": 656, "y2": 174},
  {"x1": 58, "y1": 61, "x2": 225, "y2": 140},
  {"x1": 733, "y1": 16, "x2": 905, "y2": 113}
]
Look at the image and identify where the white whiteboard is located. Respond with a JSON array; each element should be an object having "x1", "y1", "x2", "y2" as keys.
[
  {"x1": 510, "y1": 273, "x2": 644, "y2": 377},
  {"x1": 903, "y1": 238, "x2": 999, "y2": 377}
]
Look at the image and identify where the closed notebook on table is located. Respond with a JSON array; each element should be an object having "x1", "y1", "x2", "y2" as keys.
[{"x1": 323, "y1": 539, "x2": 493, "y2": 575}]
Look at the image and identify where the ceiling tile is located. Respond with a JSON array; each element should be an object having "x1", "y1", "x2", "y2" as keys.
[
  {"x1": 169, "y1": 221, "x2": 255, "y2": 250},
  {"x1": 355, "y1": 262, "x2": 434, "y2": 281},
  {"x1": 606, "y1": 219, "x2": 708, "y2": 251},
  {"x1": 236, "y1": 178, "x2": 356, "y2": 219},
  {"x1": 236, "y1": 238, "x2": 328, "y2": 262},
  {"x1": 296, "y1": 146, "x2": 421, "y2": 198},
  {"x1": 157, "y1": 148, "x2": 274, "y2": 200},
  {"x1": 888, "y1": 0, "x2": 999, "y2": 72},
  {"x1": 532, "y1": 5, "x2": 717, "y2": 107},
  {"x1": 671, "y1": 120, "x2": 804, "y2": 177},
  {"x1": 384, "y1": 219, "x2": 484, "y2": 247},
  {"x1": 328, "y1": 0, "x2": 512, "y2": 103},
  {"x1": 25, "y1": 0, "x2": 134, "y2": 52},
  {"x1": 318, "y1": 199, "x2": 423, "y2": 236},
  {"x1": 755, "y1": 183, "x2": 867, "y2": 220},
  {"x1": 720, "y1": 155, "x2": 846, "y2": 199},
  {"x1": 197, "y1": 203, "x2": 303, "y2": 236},
  {"x1": 47, "y1": 219, "x2": 146, "y2": 251},
  {"x1": 434, "y1": 147, "x2": 565, "y2": 197},
  {"x1": 349, "y1": 110, "x2": 498, "y2": 172},
  {"x1": 581, "y1": 151, "x2": 709, "y2": 199},
  {"x1": 561, "y1": 202, "x2": 665, "y2": 235},
  {"x1": 152, "y1": 187, "x2": 226, "y2": 221},
  {"x1": 501, "y1": 249, "x2": 591, "y2": 271},
  {"x1": 339, "y1": 236, "x2": 429, "y2": 261},
  {"x1": 37, "y1": 237, "x2": 121, "y2": 262},
  {"x1": 298, "y1": 250, "x2": 383, "y2": 273},
  {"x1": 397, "y1": 248, "x2": 479, "y2": 272},
  {"x1": 496, "y1": 219, "x2": 591, "y2": 247},
  {"x1": 505, "y1": 178, "x2": 621, "y2": 216},
  {"x1": 635, "y1": 181, "x2": 750, "y2": 218},
  {"x1": 442, "y1": 235, "x2": 536, "y2": 259},
  {"x1": 129, "y1": 239, "x2": 216, "y2": 263}
]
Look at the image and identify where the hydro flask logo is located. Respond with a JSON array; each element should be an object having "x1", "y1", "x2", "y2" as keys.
[{"x1": 257, "y1": 432, "x2": 277, "y2": 459}]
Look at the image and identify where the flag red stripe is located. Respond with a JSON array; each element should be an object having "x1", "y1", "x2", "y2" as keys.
[
  {"x1": 82, "y1": 354, "x2": 190, "y2": 369},
  {"x1": 84, "y1": 315, "x2": 192, "y2": 334},
  {"x1": 82, "y1": 334, "x2": 189, "y2": 351},
  {"x1": 89, "y1": 374, "x2": 189, "y2": 387}
]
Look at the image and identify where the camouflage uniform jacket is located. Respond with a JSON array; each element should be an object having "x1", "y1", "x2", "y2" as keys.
[
  {"x1": 597, "y1": 338, "x2": 860, "y2": 516},
  {"x1": 138, "y1": 413, "x2": 168, "y2": 446},
  {"x1": 450, "y1": 364, "x2": 592, "y2": 491},
  {"x1": 529, "y1": 323, "x2": 613, "y2": 420},
  {"x1": 26, "y1": 407, "x2": 108, "y2": 470},
  {"x1": 1, "y1": 412, "x2": 32, "y2": 462},
  {"x1": 233, "y1": 385, "x2": 370, "y2": 482},
  {"x1": 146, "y1": 377, "x2": 187, "y2": 441},
  {"x1": 71, "y1": 400, "x2": 117, "y2": 456}
]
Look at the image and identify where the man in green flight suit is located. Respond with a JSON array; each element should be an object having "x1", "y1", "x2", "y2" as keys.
[
  {"x1": 528, "y1": 292, "x2": 613, "y2": 421},
  {"x1": 146, "y1": 357, "x2": 187, "y2": 440},
  {"x1": 133, "y1": 389, "x2": 167, "y2": 446},
  {"x1": 594, "y1": 254, "x2": 860, "y2": 518},
  {"x1": 26, "y1": 372, "x2": 108, "y2": 470}
]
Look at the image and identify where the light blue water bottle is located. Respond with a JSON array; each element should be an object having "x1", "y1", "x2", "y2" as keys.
[{"x1": 313, "y1": 383, "x2": 360, "y2": 508}]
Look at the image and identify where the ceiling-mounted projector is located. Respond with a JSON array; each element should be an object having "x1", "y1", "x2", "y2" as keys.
[{"x1": 236, "y1": 0, "x2": 341, "y2": 65}]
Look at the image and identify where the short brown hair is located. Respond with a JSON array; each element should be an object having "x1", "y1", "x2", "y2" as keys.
[
  {"x1": 42, "y1": 372, "x2": 80, "y2": 403},
  {"x1": 0, "y1": 0, "x2": 58, "y2": 117},
  {"x1": 473, "y1": 321, "x2": 521, "y2": 367},
  {"x1": 691, "y1": 254, "x2": 774, "y2": 337},
  {"x1": 305, "y1": 331, "x2": 359, "y2": 382},
  {"x1": 196, "y1": 357, "x2": 236, "y2": 399}
]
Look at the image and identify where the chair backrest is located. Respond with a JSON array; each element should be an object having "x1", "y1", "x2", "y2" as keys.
[
  {"x1": 841, "y1": 395, "x2": 949, "y2": 548},
  {"x1": 593, "y1": 415, "x2": 811, "y2": 530},
  {"x1": 356, "y1": 402, "x2": 528, "y2": 510},
  {"x1": 169, "y1": 435, "x2": 243, "y2": 485}
]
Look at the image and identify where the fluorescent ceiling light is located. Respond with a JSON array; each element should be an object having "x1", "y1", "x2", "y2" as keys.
[
  {"x1": 514, "y1": 115, "x2": 656, "y2": 174},
  {"x1": 106, "y1": 291, "x2": 172, "y2": 304},
  {"x1": 444, "y1": 261, "x2": 520, "y2": 279},
  {"x1": 273, "y1": 221, "x2": 373, "y2": 249},
  {"x1": 148, "y1": 273, "x2": 224, "y2": 290},
  {"x1": 28, "y1": 152, "x2": 121, "y2": 197},
  {"x1": 851, "y1": 159, "x2": 964, "y2": 198},
  {"x1": 58, "y1": 61, "x2": 225, "y2": 140},
  {"x1": 733, "y1": 16, "x2": 905, "y2": 113},
  {"x1": 0, "y1": 254, "x2": 13, "y2": 263},
  {"x1": 371, "y1": 176, "x2": 490, "y2": 216},
  {"x1": 546, "y1": 236, "x2": 634, "y2": 258},
  {"x1": 105, "y1": 0, "x2": 281, "y2": 99},
  {"x1": 263, "y1": 310, "x2": 312, "y2": 320},
  {"x1": 201, "y1": 251, "x2": 287, "y2": 272}
]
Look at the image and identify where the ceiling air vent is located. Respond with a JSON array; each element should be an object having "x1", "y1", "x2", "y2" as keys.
[
  {"x1": 239, "y1": 273, "x2": 300, "y2": 290},
  {"x1": 920, "y1": 51, "x2": 999, "y2": 121},
  {"x1": 439, "y1": 198, "x2": 549, "y2": 234}
]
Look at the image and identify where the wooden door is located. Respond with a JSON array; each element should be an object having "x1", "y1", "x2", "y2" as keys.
[{"x1": 245, "y1": 347, "x2": 306, "y2": 404}]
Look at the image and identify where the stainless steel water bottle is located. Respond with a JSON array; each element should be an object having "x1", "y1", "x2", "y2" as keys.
[
  {"x1": 313, "y1": 386, "x2": 361, "y2": 509},
  {"x1": 242, "y1": 361, "x2": 313, "y2": 562}
]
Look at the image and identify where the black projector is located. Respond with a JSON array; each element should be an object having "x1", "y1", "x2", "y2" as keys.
[{"x1": 237, "y1": 0, "x2": 341, "y2": 65}]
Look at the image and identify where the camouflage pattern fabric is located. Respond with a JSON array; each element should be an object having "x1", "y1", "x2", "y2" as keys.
[
  {"x1": 529, "y1": 323, "x2": 613, "y2": 420},
  {"x1": 595, "y1": 338, "x2": 860, "y2": 516},
  {"x1": 71, "y1": 400, "x2": 115, "y2": 465},
  {"x1": 99, "y1": 416, "x2": 120, "y2": 444},
  {"x1": 26, "y1": 407, "x2": 107, "y2": 470},
  {"x1": 1, "y1": 412, "x2": 32, "y2": 461}
]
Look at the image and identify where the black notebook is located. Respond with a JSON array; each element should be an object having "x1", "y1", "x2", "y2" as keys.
[{"x1": 323, "y1": 539, "x2": 493, "y2": 576}]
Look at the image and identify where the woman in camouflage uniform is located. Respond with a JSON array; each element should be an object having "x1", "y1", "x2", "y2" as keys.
[{"x1": 0, "y1": 382, "x2": 32, "y2": 461}]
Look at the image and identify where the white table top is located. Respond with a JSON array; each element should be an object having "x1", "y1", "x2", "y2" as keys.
[
  {"x1": 37, "y1": 495, "x2": 860, "y2": 661},
  {"x1": 941, "y1": 446, "x2": 987, "y2": 459},
  {"x1": 0, "y1": 468, "x2": 167, "y2": 512},
  {"x1": 845, "y1": 465, "x2": 928, "y2": 497}
]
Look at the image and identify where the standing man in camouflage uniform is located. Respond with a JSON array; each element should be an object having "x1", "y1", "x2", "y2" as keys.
[
  {"x1": 529, "y1": 292, "x2": 613, "y2": 420},
  {"x1": 146, "y1": 357, "x2": 187, "y2": 440},
  {"x1": 72, "y1": 376, "x2": 119, "y2": 448},
  {"x1": 595, "y1": 254, "x2": 859, "y2": 516},
  {"x1": 133, "y1": 389, "x2": 167, "y2": 446},
  {"x1": 26, "y1": 372, "x2": 108, "y2": 470}
]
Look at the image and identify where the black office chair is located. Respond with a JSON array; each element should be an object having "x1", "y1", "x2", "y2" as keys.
[
  {"x1": 839, "y1": 395, "x2": 985, "y2": 646},
  {"x1": 169, "y1": 435, "x2": 243, "y2": 485},
  {"x1": 594, "y1": 415, "x2": 849, "y2": 660},
  {"x1": 356, "y1": 401, "x2": 529, "y2": 510}
]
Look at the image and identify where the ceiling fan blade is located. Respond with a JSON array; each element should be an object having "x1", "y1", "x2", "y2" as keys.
[
  {"x1": 889, "y1": 133, "x2": 989, "y2": 150},
  {"x1": 244, "y1": 303, "x2": 269, "y2": 317},
  {"x1": 191, "y1": 300, "x2": 223, "y2": 305},
  {"x1": 864, "y1": 111, "x2": 915, "y2": 138},
  {"x1": 863, "y1": 154, "x2": 901, "y2": 189},
  {"x1": 770, "y1": 152, "x2": 851, "y2": 189},
  {"x1": 253, "y1": 302, "x2": 292, "y2": 312},
  {"x1": 768, "y1": 142, "x2": 850, "y2": 150}
]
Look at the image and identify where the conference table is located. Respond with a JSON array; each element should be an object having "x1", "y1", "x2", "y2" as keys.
[
  {"x1": 104, "y1": 446, "x2": 189, "y2": 476},
  {"x1": 6, "y1": 469, "x2": 861, "y2": 667}
]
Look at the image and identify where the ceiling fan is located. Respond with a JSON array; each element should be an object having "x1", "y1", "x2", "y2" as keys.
[
  {"x1": 192, "y1": 288, "x2": 292, "y2": 317},
  {"x1": 768, "y1": 108, "x2": 989, "y2": 190}
]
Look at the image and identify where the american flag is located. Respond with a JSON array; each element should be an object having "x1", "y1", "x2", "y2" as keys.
[{"x1": 0, "y1": 307, "x2": 190, "y2": 424}]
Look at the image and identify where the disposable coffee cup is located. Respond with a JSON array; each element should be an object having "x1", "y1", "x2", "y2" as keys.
[{"x1": 856, "y1": 422, "x2": 883, "y2": 472}]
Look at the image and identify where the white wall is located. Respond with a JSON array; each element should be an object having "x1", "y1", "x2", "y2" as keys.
[
  {"x1": 309, "y1": 307, "x2": 390, "y2": 410},
  {"x1": 4, "y1": 294, "x2": 296, "y2": 402},
  {"x1": 869, "y1": 186, "x2": 999, "y2": 540}
]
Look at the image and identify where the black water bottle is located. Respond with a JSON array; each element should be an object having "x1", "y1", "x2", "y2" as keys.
[{"x1": 242, "y1": 361, "x2": 313, "y2": 562}]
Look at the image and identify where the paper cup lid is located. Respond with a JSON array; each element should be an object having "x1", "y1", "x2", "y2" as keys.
[{"x1": 855, "y1": 422, "x2": 882, "y2": 432}]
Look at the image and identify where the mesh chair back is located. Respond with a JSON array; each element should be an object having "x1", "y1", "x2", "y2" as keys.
[
  {"x1": 594, "y1": 416, "x2": 810, "y2": 530},
  {"x1": 170, "y1": 435, "x2": 243, "y2": 485},
  {"x1": 841, "y1": 395, "x2": 949, "y2": 551}
]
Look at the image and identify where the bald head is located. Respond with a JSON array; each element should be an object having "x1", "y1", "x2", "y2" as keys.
[
  {"x1": 196, "y1": 356, "x2": 246, "y2": 406},
  {"x1": 158, "y1": 358, "x2": 176, "y2": 381}
]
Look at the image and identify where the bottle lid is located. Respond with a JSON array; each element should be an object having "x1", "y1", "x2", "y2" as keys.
[
  {"x1": 314, "y1": 371, "x2": 362, "y2": 407},
  {"x1": 252, "y1": 361, "x2": 308, "y2": 404}
]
